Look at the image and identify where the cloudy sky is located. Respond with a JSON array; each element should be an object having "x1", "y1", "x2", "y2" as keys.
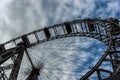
[
  {"x1": 0, "y1": 0, "x2": 119, "y2": 80},
  {"x1": 0, "y1": 0, "x2": 120, "y2": 43}
]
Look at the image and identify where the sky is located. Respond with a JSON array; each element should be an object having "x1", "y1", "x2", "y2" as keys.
[
  {"x1": 0, "y1": 0, "x2": 120, "y2": 43},
  {"x1": 0, "y1": 0, "x2": 119, "y2": 80}
]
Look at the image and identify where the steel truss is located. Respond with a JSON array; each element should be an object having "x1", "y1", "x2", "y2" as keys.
[{"x1": 0, "y1": 18, "x2": 119, "y2": 80}]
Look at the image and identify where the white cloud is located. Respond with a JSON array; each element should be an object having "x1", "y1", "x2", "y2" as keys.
[
  {"x1": 0, "y1": 0, "x2": 95, "y2": 43},
  {"x1": 94, "y1": 0, "x2": 120, "y2": 18},
  {"x1": 0, "y1": 0, "x2": 119, "y2": 43}
]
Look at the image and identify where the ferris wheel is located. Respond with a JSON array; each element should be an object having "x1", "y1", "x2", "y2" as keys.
[{"x1": 0, "y1": 18, "x2": 120, "y2": 80}]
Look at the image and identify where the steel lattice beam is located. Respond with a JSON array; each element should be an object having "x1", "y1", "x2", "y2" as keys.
[{"x1": 0, "y1": 18, "x2": 119, "y2": 80}]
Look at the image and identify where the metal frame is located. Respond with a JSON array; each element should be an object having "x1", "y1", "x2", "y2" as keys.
[{"x1": 0, "y1": 18, "x2": 119, "y2": 80}]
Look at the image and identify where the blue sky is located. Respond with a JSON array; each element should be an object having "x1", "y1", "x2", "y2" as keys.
[{"x1": 0, "y1": 0, "x2": 119, "y2": 80}]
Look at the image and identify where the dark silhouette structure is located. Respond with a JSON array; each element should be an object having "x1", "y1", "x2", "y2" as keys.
[{"x1": 0, "y1": 18, "x2": 120, "y2": 80}]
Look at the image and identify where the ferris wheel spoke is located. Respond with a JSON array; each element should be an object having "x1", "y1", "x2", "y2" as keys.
[
  {"x1": 42, "y1": 71, "x2": 56, "y2": 80},
  {"x1": 48, "y1": 70, "x2": 61, "y2": 80},
  {"x1": 43, "y1": 67, "x2": 77, "y2": 80},
  {"x1": 42, "y1": 72, "x2": 54, "y2": 80},
  {"x1": 43, "y1": 66, "x2": 89, "y2": 76},
  {"x1": 27, "y1": 46, "x2": 95, "y2": 73},
  {"x1": 44, "y1": 62, "x2": 85, "y2": 72},
  {"x1": 44, "y1": 52, "x2": 88, "y2": 67},
  {"x1": 43, "y1": 61, "x2": 92, "y2": 79}
]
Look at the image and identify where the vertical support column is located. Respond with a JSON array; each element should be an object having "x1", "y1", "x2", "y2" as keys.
[
  {"x1": 34, "y1": 31, "x2": 40, "y2": 43},
  {"x1": 97, "y1": 24, "x2": 103, "y2": 41},
  {"x1": 22, "y1": 35, "x2": 31, "y2": 48},
  {"x1": 87, "y1": 19, "x2": 95, "y2": 32},
  {"x1": 44, "y1": 28, "x2": 51, "y2": 39},
  {"x1": 64, "y1": 22, "x2": 72, "y2": 34}
]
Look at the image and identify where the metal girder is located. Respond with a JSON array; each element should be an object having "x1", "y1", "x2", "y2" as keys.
[
  {"x1": 104, "y1": 72, "x2": 120, "y2": 80},
  {"x1": 0, "y1": 69, "x2": 8, "y2": 80},
  {"x1": 0, "y1": 46, "x2": 24, "y2": 65},
  {"x1": 0, "y1": 18, "x2": 119, "y2": 80},
  {"x1": 0, "y1": 64, "x2": 13, "y2": 71},
  {"x1": 9, "y1": 47, "x2": 24, "y2": 80},
  {"x1": 80, "y1": 51, "x2": 110, "y2": 80}
]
